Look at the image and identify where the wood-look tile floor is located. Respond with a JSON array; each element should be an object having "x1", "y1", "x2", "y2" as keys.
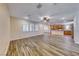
[{"x1": 6, "y1": 34, "x2": 79, "y2": 56}]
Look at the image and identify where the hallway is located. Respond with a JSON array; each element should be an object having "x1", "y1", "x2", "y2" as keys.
[{"x1": 6, "y1": 34, "x2": 79, "y2": 56}]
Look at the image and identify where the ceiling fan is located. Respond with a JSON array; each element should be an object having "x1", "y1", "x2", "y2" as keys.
[{"x1": 36, "y1": 3, "x2": 57, "y2": 9}]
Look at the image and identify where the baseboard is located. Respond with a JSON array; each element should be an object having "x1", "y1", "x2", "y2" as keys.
[{"x1": 11, "y1": 33, "x2": 44, "y2": 41}]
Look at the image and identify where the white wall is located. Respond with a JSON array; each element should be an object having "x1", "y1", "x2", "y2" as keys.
[
  {"x1": 74, "y1": 12, "x2": 79, "y2": 44},
  {"x1": 10, "y1": 17, "x2": 44, "y2": 40},
  {"x1": 0, "y1": 4, "x2": 10, "y2": 55}
]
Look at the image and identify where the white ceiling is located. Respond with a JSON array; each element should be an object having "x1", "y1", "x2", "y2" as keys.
[{"x1": 7, "y1": 3, "x2": 79, "y2": 23}]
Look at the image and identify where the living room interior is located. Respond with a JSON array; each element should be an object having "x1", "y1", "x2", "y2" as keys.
[{"x1": 0, "y1": 3, "x2": 79, "y2": 56}]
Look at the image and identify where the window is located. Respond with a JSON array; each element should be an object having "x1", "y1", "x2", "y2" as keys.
[
  {"x1": 22, "y1": 24, "x2": 28, "y2": 32},
  {"x1": 35, "y1": 24, "x2": 39, "y2": 31},
  {"x1": 29, "y1": 23, "x2": 34, "y2": 32},
  {"x1": 44, "y1": 25, "x2": 49, "y2": 32},
  {"x1": 22, "y1": 23, "x2": 39, "y2": 32}
]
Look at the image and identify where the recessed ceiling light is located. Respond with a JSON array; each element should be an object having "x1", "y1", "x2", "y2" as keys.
[
  {"x1": 61, "y1": 17, "x2": 66, "y2": 20},
  {"x1": 40, "y1": 17, "x2": 43, "y2": 20},
  {"x1": 24, "y1": 16, "x2": 29, "y2": 19}
]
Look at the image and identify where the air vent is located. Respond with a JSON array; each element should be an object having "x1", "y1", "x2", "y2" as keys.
[{"x1": 37, "y1": 3, "x2": 42, "y2": 9}]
